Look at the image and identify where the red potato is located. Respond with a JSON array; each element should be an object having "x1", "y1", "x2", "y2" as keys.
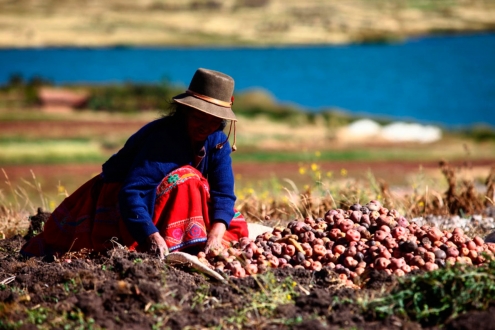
[
  {"x1": 460, "y1": 247, "x2": 470, "y2": 256},
  {"x1": 412, "y1": 256, "x2": 425, "y2": 267},
  {"x1": 266, "y1": 255, "x2": 285, "y2": 268},
  {"x1": 302, "y1": 260, "x2": 312, "y2": 269},
  {"x1": 424, "y1": 262, "x2": 438, "y2": 271},
  {"x1": 427, "y1": 227, "x2": 444, "y2": 242},
  {"x1": 301, "y1": 243, "x2": 313, "y2": 257},
  {"x1": 447, "y1": 247, "x2": 459, "y2": 258},
  {"x1": 350, "y1": 210, "x2": 363, "y2": 223},
  {"x1": 473, "y1": 236, "x2": 484, "y2": 246},
  {"x1": 311, "y1": 261, "x2": 323, "y2": 271},
  {"x1": 243, "y1": 248, "x2": 254, "y2": 260},
  {"x1": 355, "y1": 267, "x2": 365, "y2": 276},
  {"x1": 379, "y1": 248, "x2": 392, "y2": 259},
  {"x1": 370, "y1": 210, "x2": 380, "y2": 221},
  {"x1": 304, "y1": 217, "x2": 315, "y2": 225},
  {"x1": 254, "y1": 262, "x2": 266, "y2": 272},
  {"x1": 334, "y1": 214, "x2": 345, "y2": 226},
  {"x1": 313, "y1": 238, "x2": 324, "y2": 246},
  {"x1": 401, "y1": 264, "x2": 411, "y2": 273},
  {"x1": 329, "y1": 228, "x2": 342, "y2": 240},
  {"x1": 303, "y1": 231, "x2": 316, "y2": 243},
  {"x1": 389, "y1": 258, "x2": 406, "y2": 270},
  {"x1": 283, "y1": 244, "x2": 296, "y2": 257},
  {"x1": 360, "y1": 214, "x2": 371, "y2": 226},
  {"x1": 487, "y1": 243, "x2": 495, "y2": 253},
  {"x1": 392, "y1": 227, "x2": 408, "y2": 239},
  {"x1": 388, "y1": 209, "x2": 400, "y2": 218},
  {"x1": 380, "y1": 225, "x2": 391, "y2": 233},
  {"x1": 476, "y1": 255, "x2": 486, "y2": 264},
  {"x1": 393, "y1": 269, "x2": 405, "y2": 277},
  {"x1": 315, "y1": 222, "x2": 327, "y2": 231},
  {"x1": 333, "y1": 245, "x2": 346, "y2": 255},
  {"x1": 457, "y1": 256, "x2": 473, "y2": 265},
  {"x1": 446, "y1": 257, "x2": 457, "y2": 266},
  {"x1": 424, "y1": 251, "x2": 435, "y2": 263},
  {"x1": 383, "y1": 237, "x2": 398, "y2": 249},
  {"x1": 313, "y1": 244, "x2": 326, "y2": 256},
  {"x1": 232, "y1": 267, "x2": 246, "y2": 278},
  {"x1": 466, "y1": 240, "x2": 477, "y2": 251},
  {"x1": 271, "y1": 243, "x2": 282, "y2": 256},
  {"x1": 244, "y1": 264, "x2": 258, "y2": 275},
  {"x1": 397, "y1": 217, "x2": 409, "y2": 227},
  {"x1": 417, "y1": 246, "x2": 427, "y2": 256},
  {"x1": 346, "y1": 229, "x2": 361, "y2": 242},
  {"x1": 379, "y1": 207, "x2": 389, "y2": 215},
  {"x1": 452, "y1": 234, "x2": 466, "y2": 245},
  {"x1": 339, "y1": 219, "x2": 354, "y2": 232},
  {"x1": 345, "y1": 246, "x2": 357, "y2": 257},
  {"x1": 374, "y1": 230, "x2": 389, "y2": 241},
  {"x1": 377, "y1": 215, "x2": 391, "y2": 227},
  {"x1": 433, "y1": 240, "x2": 444, "y2": 248},
  {"x1": 414, "y1": 229, "x2": 427, "y2": 239},
  {"x1": 344, "y1": 256, "x2": 358, "y2": 269},
  {"x1": 407, "y1": 223, "x2": 419, "y2": 234},
  {"x1": 403, "y1": 253, "x2": 414, "y2": 263},
  {"x1": 374, "y1": 257, "x2": 391, "y2": 270}
]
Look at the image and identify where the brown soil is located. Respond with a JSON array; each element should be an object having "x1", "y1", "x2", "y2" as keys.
[{"x1": 0, "y1": 212, "x2": 493, "y2": 329}]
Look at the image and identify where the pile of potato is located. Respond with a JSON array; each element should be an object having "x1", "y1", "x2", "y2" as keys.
[{"x1": 197, "y1": 200, "x2": 495, "y2": 286}]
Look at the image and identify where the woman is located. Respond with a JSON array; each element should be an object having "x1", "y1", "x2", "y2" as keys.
[{"x1": 21, "y1": 68, "x2": 248, "y2": 258}]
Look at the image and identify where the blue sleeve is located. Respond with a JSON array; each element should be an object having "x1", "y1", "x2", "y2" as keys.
[
  {"x1": 118, "y1": 160, "x2": 179, "y2": 244},
  {"x1": 208, "y1": 136, "x2": 236, "y2": 228}
]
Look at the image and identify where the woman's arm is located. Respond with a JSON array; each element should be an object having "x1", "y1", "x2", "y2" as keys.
[{"x1": 204, "y1": 134, "x2": 236, "y2": 253}]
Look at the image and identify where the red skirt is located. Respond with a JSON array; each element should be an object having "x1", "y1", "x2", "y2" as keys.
[{"x1": 21, "y1": 166, "x2": 248, "y2": 257}]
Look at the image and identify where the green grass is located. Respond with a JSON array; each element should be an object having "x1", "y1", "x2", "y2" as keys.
[
  {"x1": 232, "y1": 146, "x2": 487, "y2": 163},
  {"x1": 0, "y1": 140, "x2": 105, "y2": 165}
]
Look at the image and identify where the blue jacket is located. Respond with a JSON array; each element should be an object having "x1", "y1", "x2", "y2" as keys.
[{"x1": 101, "y1": 115, "x2": 236, "y2": 244}]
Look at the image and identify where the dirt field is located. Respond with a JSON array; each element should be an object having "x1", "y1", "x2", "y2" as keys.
[{"x1": 1, "y1": 211, "x2": 495, "y2": 329}]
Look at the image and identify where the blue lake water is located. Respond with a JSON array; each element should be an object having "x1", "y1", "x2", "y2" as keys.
[{"x1": 0, "y1": 33, "x2": 494, "y2": 127}]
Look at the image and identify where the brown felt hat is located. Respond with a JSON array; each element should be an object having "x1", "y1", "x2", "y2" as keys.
[{"x1": 173, "y1": 68, "x2": 236, "y2": 121}]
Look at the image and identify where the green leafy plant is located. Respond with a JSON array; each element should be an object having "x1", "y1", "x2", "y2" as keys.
[{"x1": 361, "y1": 259, "x2": 495, "y2": 326}]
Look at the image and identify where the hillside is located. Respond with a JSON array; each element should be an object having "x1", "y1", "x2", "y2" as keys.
[{"x1": 0, "y1": 0, "x2": 494, "y2": 47}]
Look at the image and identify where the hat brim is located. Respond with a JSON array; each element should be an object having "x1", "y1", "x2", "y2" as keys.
[{"x1": 173, "y1": 93, "x2": 237, "y2": 121}]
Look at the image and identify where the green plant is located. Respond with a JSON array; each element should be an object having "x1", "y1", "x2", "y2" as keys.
[{"x1": 361, "y1": 259, "x2": 495, "y2": 326}]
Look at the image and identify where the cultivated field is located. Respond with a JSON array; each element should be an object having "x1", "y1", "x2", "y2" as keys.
[{"x1": 1, "y1": 108, "x2": 495, "y2": 329}]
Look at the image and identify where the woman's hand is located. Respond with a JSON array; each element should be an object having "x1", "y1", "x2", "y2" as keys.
[
  {"x1": 147, "y1": 232, "x2": 169, "y2": 259},
  {"x1": 205, "y1": 221, "x2": 227, "y2": 256}
]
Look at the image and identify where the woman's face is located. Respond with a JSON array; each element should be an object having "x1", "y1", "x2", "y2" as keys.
[{"x1": 186, "y1": 107, "x2": 224, "y2": 143}]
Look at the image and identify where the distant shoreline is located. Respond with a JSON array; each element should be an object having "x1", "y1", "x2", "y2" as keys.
[
  {"x1": 1, "y1": 0, "x2": 494, "y2": 48},
  {"x1": 1, "y1": 31, "x2": 494, "y2": 50}
]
